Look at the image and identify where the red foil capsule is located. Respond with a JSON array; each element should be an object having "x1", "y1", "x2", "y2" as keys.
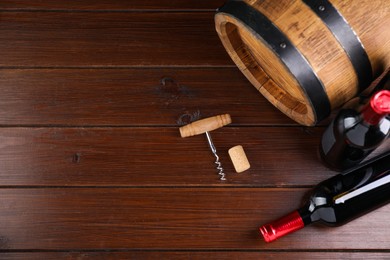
[
  {"x1": 259, "y1": 211, "x2": 305, "y2": 243},
  {"x1": 362, "y1": 90, "x2": 390, "y2": 125},
  {"x1": 371, "y1": 90, "x2": 390, "y2": 113}
]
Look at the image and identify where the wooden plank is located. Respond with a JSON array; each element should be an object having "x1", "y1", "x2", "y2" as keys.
[
  {"x1": 0, "y1": 0, "x2": 225, "y2": 10},
  {"x1": 0, "y1": 127, "x2": 339, "y2": 186},
  {"x1": 0, "y1": 68, "x2": 295, "y2": 126},
  {"x1": 1, "y1": 252, "x2": 390, "y2": 260},
  {"x1": 0, "y1": 1, "x2": 387, "y2": 256},
  {"x1": 0, "y1": 188, "x2": 389, "y2": 250},
  {"x1": 1, "y1": 127, "x2": 388, "y2": 187},
  {"x1": 0, "y1": 12, "x2": 231, "y2": 67}
]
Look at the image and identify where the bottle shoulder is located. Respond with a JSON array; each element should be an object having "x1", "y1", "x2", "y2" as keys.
[
  {"x1": 303, "y1": 156, "x2": 390, "y2": 225},
  {"x1": 346, "y1": 118, "x2": 389, "y2": 147},
  {"x1": 334, "y1": 109, "x2": 390, "y2": 147}
]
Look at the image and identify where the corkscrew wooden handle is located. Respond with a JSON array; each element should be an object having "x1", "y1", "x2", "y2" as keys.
[{"x1": 179, "y1": 114, "x2": 232, "y2": 138}]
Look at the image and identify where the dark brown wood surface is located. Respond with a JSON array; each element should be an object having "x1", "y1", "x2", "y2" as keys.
[
  {"x1": 0, "y1": 1, "x2": 225, "y2": 10},
  {"x1": 0, "y1": 1, "x2": 389, "y2": 259}
]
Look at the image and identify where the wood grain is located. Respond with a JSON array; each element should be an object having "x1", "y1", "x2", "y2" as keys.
[
  {"x1": 0, "y1": 188, "x2": 389, "y2": 250},
  {"x1": 0, "y1": 69, "x2": 295, "y2": 126},
  {"x1": 2, "y1": 252, "x2": 390, "y2": 260},
  {"x1": 215, "y1": 0, "x2": 390, "y2": 126},
  {"x1": 0, "y1": 12, "x2": 231, "y2": 67},
  {"x1": 0, "y1": 0, "x2": 225, "y2": 10},
  {"x1": 0, "y1": 127, "x2": 336, "y2": 186},
  {"x1": 331, "y1": 0, "x2": 390, "y2": 73},
  {"x1": 0, "y1": 0, "x2": 388, "y2": 257}
]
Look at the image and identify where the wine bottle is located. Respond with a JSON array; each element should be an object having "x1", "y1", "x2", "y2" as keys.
[
  {"x1": 319, "y1": 89, "x2": 390, "y2": 171},
  {"x1": 259, "y1": 151, "x2": 390, "y2": 243}
]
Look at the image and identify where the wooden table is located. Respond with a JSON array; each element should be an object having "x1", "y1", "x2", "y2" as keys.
[{"x1": 0, "y1": 1, "x2": 389, "y2": 259}]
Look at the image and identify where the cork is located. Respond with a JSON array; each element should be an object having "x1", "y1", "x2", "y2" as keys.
[{"x1": 228, "y1": 145, "x2": 250, "y2": 173}]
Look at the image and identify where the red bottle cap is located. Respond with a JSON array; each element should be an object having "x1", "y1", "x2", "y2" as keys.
[
  {"x1": 371, "y1": 90, "x2": 390, "y2": 114},
  {"x1": 362, "y1": 90, "x2": 390, "y2": 125},
  {"x1": 259, "y1": 210, "x2": 305, "y2": 243}
]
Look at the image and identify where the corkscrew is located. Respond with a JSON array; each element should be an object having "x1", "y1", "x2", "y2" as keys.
[
  {"x1": 179, "y1": 114, "x2": 232, "y2": 180},
  {"x1": 205, "y1": 131, "x2": 225, "y2": 180}
]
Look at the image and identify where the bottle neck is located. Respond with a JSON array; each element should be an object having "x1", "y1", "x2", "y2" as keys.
[
  {"x1": 361, "y1": 104, "x2": 385, "y2": 125},
  {"x1": 361, "y1": 90, "x2": 390, "y2": 125},
  {"x1": 259, "y1": 210, "x2": 306, "y2": 242}
]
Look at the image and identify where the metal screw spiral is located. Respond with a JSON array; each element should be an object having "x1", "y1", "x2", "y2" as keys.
[
  {"x1": 213, "y1": 153, "x2": 226, "y2": 181},
  {"x1": 205, "y1": 131, "x2": 226, "y2": 181}
]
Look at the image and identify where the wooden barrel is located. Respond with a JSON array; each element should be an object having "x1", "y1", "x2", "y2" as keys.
[{"x1": 215, "y1": 0, "x2": 390, "y2": 126}]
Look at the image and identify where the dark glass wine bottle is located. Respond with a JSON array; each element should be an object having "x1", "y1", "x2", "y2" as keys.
[
  {"x1": 259, "y1": 151, "x2": 390, "y2": 243},
  {"x1": 319, "y1": 89, "x2": 390, "y2": 171}
]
